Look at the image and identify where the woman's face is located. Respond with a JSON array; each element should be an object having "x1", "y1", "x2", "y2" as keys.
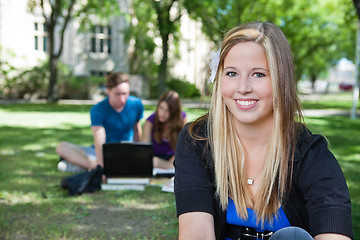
[
  {"x1": 157, "y1": 101, "x2": 170, "y2": 123},
  {"x1": 221, "y1": 41, "x2": 273, "y2": 127}
]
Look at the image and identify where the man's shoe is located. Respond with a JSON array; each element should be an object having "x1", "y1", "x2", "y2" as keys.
[{"x1": 57, "y1": 160, "x2": 84, "y2": 173}]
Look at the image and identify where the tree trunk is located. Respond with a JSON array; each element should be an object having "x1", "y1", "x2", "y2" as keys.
[
  {"x1": 46, "y1": 19, "x2": 59, "y2": 103},
  {"x1": 310, "y1": 74, "x2": 316, "y2": 92},
  {"x1": 157, "y1": 34, "x2": 169, "y2": 97},
  {"x1": 47, "y1": 55, "x2": 58, "y2": 102},
  {"x1": 351, "y1": 20, "x2": 360, "y2": 119}
]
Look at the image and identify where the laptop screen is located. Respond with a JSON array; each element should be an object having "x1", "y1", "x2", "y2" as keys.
[{"x1": 103, "y1": 142, "x2": 153, "y2": 178}]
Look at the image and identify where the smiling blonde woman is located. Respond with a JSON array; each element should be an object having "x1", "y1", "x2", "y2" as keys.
[{"x1": 174, "y1": 21, "x2": 353, "y2": 240}]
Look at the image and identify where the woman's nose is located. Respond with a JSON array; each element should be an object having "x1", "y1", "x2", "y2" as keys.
[{"x1": 236, "y1": 77, "x2": 252, "y2": 94}]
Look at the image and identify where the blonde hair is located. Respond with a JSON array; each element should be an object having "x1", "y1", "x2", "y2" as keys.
[{"x1": 195, "y1": 21, "x2": 303, "y2": 224}]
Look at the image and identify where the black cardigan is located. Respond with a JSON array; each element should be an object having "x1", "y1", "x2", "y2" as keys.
[{"x1": 174, "y1": 123, "x2": 353, "y2": 239}]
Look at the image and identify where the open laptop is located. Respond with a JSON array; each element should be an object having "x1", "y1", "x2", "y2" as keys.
[{"x1": 102, "y1": 142, "x2": 153, "y2": 181}]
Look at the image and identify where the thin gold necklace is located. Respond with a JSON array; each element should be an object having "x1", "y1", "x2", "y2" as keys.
[{"x1": 247, "y1": 164, "x2": 264, "y2": 185}]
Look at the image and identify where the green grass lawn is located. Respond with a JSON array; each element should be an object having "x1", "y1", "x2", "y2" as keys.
[{"x1": 0, "y1": 93, "x2": 359, "y2": 239}]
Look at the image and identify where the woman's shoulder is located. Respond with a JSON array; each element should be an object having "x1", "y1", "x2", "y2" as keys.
[
  {"x1": 181, "y1": 115, "x2": 208, "y2": 140},
  {"x1": 181, "y1": 111, "x2": 187, "y2": 118},
  {"x1": 295, "y1": 124, "x2": 328, "y2": 159},
  {"x1": 146, "y1": 112, "x2": 156, "y2": 123}
]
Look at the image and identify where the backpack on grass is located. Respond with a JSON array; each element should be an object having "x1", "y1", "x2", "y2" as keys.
[{"x1": 61, "y1": 165, "x2": 103, "y2": 196}]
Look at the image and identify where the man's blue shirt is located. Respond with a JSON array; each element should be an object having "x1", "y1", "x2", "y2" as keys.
[{"x1": 90, "y1": 96, "x2": 144, "y2": 142}]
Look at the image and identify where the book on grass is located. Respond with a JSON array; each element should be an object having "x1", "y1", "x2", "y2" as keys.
[
  {"x1": 107, "y1": 178, "x2": 150, "y2": 185},
  {"x1": 101, "y1": 184, "x2": 146, "y2": 191},
  {"x1": 153, "y1": 167, "x2": 175, "y2": 178}
]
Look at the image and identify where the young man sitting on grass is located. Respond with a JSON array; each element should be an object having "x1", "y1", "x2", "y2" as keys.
[{"x1": 56, "y1": 72, "x2": 144, "y2": 172}]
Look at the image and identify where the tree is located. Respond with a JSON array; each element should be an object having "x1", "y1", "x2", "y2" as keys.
[
  {"x1": 126, "y1": 1, "x2": 157, "y2": 78},
  {"x1": 352, "y1": 0, "x2": 360, "y2": 119},
  {"x1": 152, "y1": 0, "x2": 182, "y2": 97},
  {"x1": 183, "y1": 0, "x2": 356, "y2": 88},
  {"x1": 280, "y1": 0, "x2": 356, "y2": 87},
  {"x1": 28, "y1": 0, "x2": 120, "y2": 103},
  {"x1": 129, "y1": 0, "x2": 183, "y2": 97}
]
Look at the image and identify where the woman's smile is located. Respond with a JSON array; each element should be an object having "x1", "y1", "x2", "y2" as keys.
[{"x1": 235, "y1": 98, "x2": 258, "y2": 108}]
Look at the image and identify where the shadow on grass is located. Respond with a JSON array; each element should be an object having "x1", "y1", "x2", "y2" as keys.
[
  {"x1": 0, "y1": 126, "x2": 93, "y2": 194},
  {"x1": 0, "y1": 124, "x2": 178, "y2": 239},
  {"x1": 0, "y1": 187, "x2": 178, "y2": 239}
]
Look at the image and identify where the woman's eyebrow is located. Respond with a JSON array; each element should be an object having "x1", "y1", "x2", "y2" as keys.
[{"x1": 253, "y1": 67, "x2": 269, "y2": 72}]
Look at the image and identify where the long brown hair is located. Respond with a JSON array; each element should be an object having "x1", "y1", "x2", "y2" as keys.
[
  {"x1": 154, "y1": 91, "x2": 184, "y2": 150},
  {"x1": 190, "y1": 21, "x2": 303, "y2": 224}
]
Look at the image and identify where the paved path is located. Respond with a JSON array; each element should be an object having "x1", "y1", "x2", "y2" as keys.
[{"x1": 303, "y1": 109, "x2": 358, "y2": 117}]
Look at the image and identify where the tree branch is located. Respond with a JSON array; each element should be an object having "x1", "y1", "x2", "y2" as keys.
[
  {"x1": 353, "y1": 0, "x2": 360, "y2": 19},
  {"x1": 55, "y1": 0, "x2": 76, "y2": 58},
  {"x1": 40, "y1": 0, "x2": 48, "y2": 23}
]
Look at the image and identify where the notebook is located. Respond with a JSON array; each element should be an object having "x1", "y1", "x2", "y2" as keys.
[{"x1": 102, "y1": 142, "x2": 153, "y2": 180}]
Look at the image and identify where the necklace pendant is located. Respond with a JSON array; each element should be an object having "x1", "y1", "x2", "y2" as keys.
[{"x1": 247, "y1": 179, "x2": 254, "y2": 185}]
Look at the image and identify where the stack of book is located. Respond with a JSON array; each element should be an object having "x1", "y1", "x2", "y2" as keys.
[{"x1": 101, "y1": 178, "x2": 150, "y2": 191}]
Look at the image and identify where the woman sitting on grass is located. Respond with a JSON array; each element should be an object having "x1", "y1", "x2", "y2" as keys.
[
  {"x1": 142, "y1": 90, "x2": 187, "y2": 169},
  {"x1": 174, "y1": 21, "x2": 353, "y2": 240}
]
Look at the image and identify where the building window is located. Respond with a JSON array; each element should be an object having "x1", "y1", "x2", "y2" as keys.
[
  {"x1": 34, "y1": 36, "x2": 39, "y2": 50},
  {"x1": 34, "y1": 22, "x2": 48, "y2": 52},
  {"x1": 90, "y1": 70, "x2": 110, "y2": 76},
  {"x1": 90, "y1": 25, "x2": 112, "y2": 54}
]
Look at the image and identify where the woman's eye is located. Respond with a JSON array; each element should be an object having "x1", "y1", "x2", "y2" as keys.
[
  {"x1": 226, "y1": 72, "x2": 237, "y2": 77},
  {"x1": 254, "y1": 72, "x2": 266, "y2": 78}
]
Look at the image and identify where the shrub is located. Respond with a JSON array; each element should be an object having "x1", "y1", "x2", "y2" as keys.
[
  {"x1": 2, "y1": 62, "x2": 48, "y2": 99},
  {"x1": 58, "y1": 75, "x2": 104, "y2": 100},
  {"x1": 167, "y1": 78, "x2": 200, "y2": 98}
]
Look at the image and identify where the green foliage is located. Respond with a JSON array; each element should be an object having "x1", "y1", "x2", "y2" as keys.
[
  {"x1": 149, "y1": 78, "x2": 201, "y2": 99},
  {"x1": 0, "y1": 46, "x2": 17, "y2": 81},
  {"x1": 129, "y1": 0, "x2": 184, "y2": 97},
  {"x1": 167, "y1": 78, "x2": 200, "y2": 98},
  {"x1": 0, "y1": 47, "x2": 22, "y2": 98},
  {"x1": 0, "y1": 60, "x2": 104, "y2": 100},
  {"x1": 2, "y1": 61, "x2": 49, "y2": 99},
  {"x1": 75, "y1": 0, "x2": 121, "y2": 32},
  {"x1": 183, "y1": 0, "x2": 357, "y2": 83},
  {"x1": 279, "y1": 0, "x2": 357, "y2": 81},
  {"x1": 57, "y1": 64, "x2": 106, "y2": 100},
  {"x1": 125, "y1": 0, "x2": 158, "y2": 79}
]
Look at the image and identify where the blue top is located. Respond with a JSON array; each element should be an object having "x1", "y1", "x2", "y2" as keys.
[
  {"x1": 146, "y1": 111, "x2": 186, "y2": 156},
  {"x1": 90, "y1": 96, "x2": 144, "y2": 142},
  {"x1": 225, "y1": 198, "x2": 290, "y2": 240}
]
